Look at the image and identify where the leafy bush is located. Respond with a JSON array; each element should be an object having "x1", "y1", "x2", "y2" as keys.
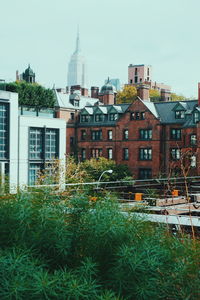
[{"x1": 0, "y1": 190, "x2": 199, "y2": 299}]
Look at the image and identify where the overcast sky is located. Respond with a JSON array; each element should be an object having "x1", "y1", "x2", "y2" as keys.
[{"x1": 1, "y1": 0, "x2": 200, "y2": 97}]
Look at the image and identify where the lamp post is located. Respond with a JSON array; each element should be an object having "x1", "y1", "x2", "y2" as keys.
[{"x1": 97, "y1": 169, "x2": 113, "y2": 190}]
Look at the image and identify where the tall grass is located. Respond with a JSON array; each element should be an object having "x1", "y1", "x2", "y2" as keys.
[{"x1": 0, "y1": 189, "x2": 199, "y2": 299}]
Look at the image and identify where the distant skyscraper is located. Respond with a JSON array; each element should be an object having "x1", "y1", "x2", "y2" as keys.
[{"x1": 67, "y1": 29, "x2": 87, "y2": 88}]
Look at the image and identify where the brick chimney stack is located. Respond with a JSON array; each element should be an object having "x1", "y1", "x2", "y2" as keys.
[
  {"x1": 137, "y1": 84, "x2": 150, "y2": 100},
  {"x1": 91, "y1": 86, "x2": 99, "y2": 99},
  {"x1": 198, "y1": 83, "x2": 200, "y2": 106}
]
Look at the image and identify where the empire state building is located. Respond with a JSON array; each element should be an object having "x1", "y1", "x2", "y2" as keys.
[{"x1": 67, "y1": 30, "x2": 87, "y2": 88}]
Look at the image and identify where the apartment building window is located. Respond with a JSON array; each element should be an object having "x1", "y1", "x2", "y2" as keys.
[
  {"x1": 81, "y1": 148, "x2": 86, "y2": 161},
  {"x1": 81, "y1": 130, "x2": 86, "y2": 140},
  {"x1": 139, "y1": 129, "x2": 152, "y2": 140},
  {"x1": 141, "y1": 112, "x2": 145, "y2": 120},
  {"x1": 108, "y1": 130, "x2": 113, "y2": 140},
  {"x1": 74, "y1": 100, "x2": 79, "y2": 107},
  {"x1": 91, "y1": 130, "x2": 102, "y2": 141},
  {"x1": 110, "y1": 113, "x2": 118, "y2": 121},
  {"x1": 29, "y1": 127, "x2": 59, "y2": 184},
  {"x1": 70, "y1": 137, "x2": 74, "y2": 145},
  {"x1": 123, "y1": 148, "x2": 129, "y2": 160},
  {"x1": 130, "y1": 79, "x2": 133, "y2": 84},
  {"x1": 175, "y1": 110, "x2": 185, "y2": 119},
  {"x1": 91, "y1": 148, "x2": 102, "y2": 158},
  {"x1": 194, "y1": 111, "x2": 199, "y2": 123},
  {"x1": 45, "y1": 129, "x2": 58, "y2": 159},
  {"x1": 81, "y1": 115, "x2": 89, "y2": 122},
  {"x1": 134, "y1": 76, "x2": 138, "y2": 83},
  {"x1": 123, "y1": 129, "x2": 129, "y2": 140},
  {"x1": 135, "y1": 112, "x2": 140, "y2": 120},
  {"x1": 171, "y1": 148, "x2": 181, "y2": 160},
  {"x1": 139, "y1": 148, "x2": 152, "y2": 160},
  {"x1": 29, "y1": 128, "x2": 43, "y2": 159},
  {"x1": 130, "y1": 111, "x2": 145, "y2": 120},
  {"x1": 191, "y1": 155, "x2": 196, "y2": 168},
  {"x1": 139, "y1": 168, "x2": 152, "y2": 179},
  {"x1": 107, "y1": 148, "x2": 113, "y2": 159},
  {"x1": 0, "y1": 104, "x2": 8, "y2": 159},
  {"x1": 190, "y1": 134, "x2": 197, "y2": 146},
  {"x1": 95, "y1": 114, "x2": 104, "y2": 122},
  {"x1": 135, "y1": 68, "x2": 138, "y2": 75},
  {"x1": 170, "y1": 128, "x2": 181, "y2": 140}
]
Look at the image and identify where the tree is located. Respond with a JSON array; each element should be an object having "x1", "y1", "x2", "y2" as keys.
[
  {"x1": 116, "y1": 85, "x2": 137, "y2": 104},
  {"x1": 149, "y1": 89, "x2": 160, "y2": 102},
  {"x1": 171, "y1": 93, "x2": 186, "y2": 101},
  {"x1": 1, "y1": 81, "x2": 56, "y2": 108}
]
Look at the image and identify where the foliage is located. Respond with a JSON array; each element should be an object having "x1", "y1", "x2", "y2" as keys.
[
  {"x1": 116, "y1": 85, "x2": 137, "y2": 104},
  {"x1": 79, "y1": 157, "x2": 132, "y2": 182},
  {"x1": 171, "y1": 92, "x2": 186, "y2": 101},
  {"x1": 149, "y1": 89, "x2": 160, "y2": 102},
  {"x1": 1, "y1": 81, "x2": 55, "y2": 108},
  {"x1": 0, "y1": 190, "x2": 199, "y2": 299}
]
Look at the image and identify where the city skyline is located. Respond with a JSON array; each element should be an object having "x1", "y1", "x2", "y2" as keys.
[{"x1": 1, "y1": 0, "x2": 200, "y2": 98}]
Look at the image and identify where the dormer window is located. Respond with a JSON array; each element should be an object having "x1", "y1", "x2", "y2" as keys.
[
  {"x1": 81, "y1": 115, "x2": 89, "y2": 122},
  {"x1": 74, "y1": 100, "x2": 79, "y2": 107},
  {"x1": 95, "y1": 114, "x2": 104, "y2": 122},
  {"x1": 110, "y1": 113, "x2": 118, "y2": 121},
  {"x1": 175, "y1": 110, "x2": 185, "y2": 119},
  {"x1": 194, "y1": 111, "x2": 199, "y2": 123}
]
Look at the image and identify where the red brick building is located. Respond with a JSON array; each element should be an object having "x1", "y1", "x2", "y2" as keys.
[{"x1": 56, "y1": 82, "x2": 200, "y2": 180}]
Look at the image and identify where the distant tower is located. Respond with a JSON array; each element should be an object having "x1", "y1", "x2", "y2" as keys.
[
  {"x1": 22, "y1": 65, "x2": 36, "y2": 83},
  {"x1": 67, "y1": 28, "x2": 87, "y2": 88}
]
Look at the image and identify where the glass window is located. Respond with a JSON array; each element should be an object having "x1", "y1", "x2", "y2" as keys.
[
  {"x1": 91, "y1": 130, "x2": 102, "y2": 141},
  {"x1": 190, "y1": 134, "x2": 197, "y2": 146},
  {"x1": 194, "y1": 111, "x2": 199, "y2": 123},
  {"x1": 81, "y1": 148, "x2": 86, "y2": 161},
  {"x1": 139, "y1": 148, "x2": 152, "y2": 160},
  {"x1": 95, "y1": 114, "x2": 104, "y2": 122},
  {"x1": 45, "y1": 129, "x2": 58, "y2": 159},
  {"x1": 0, "y1": 104, "x2": 8, "y2": 159},
  {"x1": 175, "y1": 110, "x2": 185, "y2": 119},
  {"x1": 108, "y1": 130, "x2": 113, "y2": 140},
  {"x1": 81, "y1": 115, "x2": 89, "y2": 122},
  {"x1": 91, "y1": 148, "x2": 102, "y2": 158},
  {"x1": 139, "y1": 168, "x2": 152, "y2": 179},
  {"x1": 139, "y1": 129, "x2": 152, "y2": 140},
  {"x1": 170, "y1": 129, "x2": 181, "y2": 140},
  {"x1": 110, "y1": 113, "x2": 118, "y2": 121},
  {"x1": 130, "y1": 112, "x2": 135, "y2": 120},
  {"x1": 108, "y1": 148, "x2": 113, "y2": 159},
  {"x1": 29, "y1": 128, "x2": 43, "y2": 159},
  {"x1": 123, "y1": 148, "x2": 129, "y2": 160},
  {"x1": 135, "y1": 112, "x2": 140, "y2": 120},
  {"x1": 171, "y1": 148, "x2": 181, "y2": 160},
  {"x1": 81, "y1": 130, "x2": 86, "y2": 140},
  {"x1": 191, "y1": 155, "x2": 196, "y2": 168},
  {"x1": 123, "y1": 129, "x2": 129, "y2": 140},
  {"x1": 70, "y1": 113, "x2": 74, "y2": 120},
  {"x1": 29, "y1": 163, "x2": 42, "y2": 185},
  {"x1": 141, "y1": 112, "x2": 145, "y2": 120}
]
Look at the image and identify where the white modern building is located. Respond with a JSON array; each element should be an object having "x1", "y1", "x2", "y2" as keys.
[
  {"x1": 0, "y1": 90, "x2": 66, "y2": 192},
  {"x1": 67, "y1": 30, "x2": 87, "y2": 88}
]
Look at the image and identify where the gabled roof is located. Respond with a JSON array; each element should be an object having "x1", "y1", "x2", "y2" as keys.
[
  {"x1": 142, "y1": 100, "x2": 159, "y2": 118},
  {"x1": 154, "y1": 100, "x2": 197, "y2": 124},
  {"x1": 54, "y1": 89, "x2": 99, "y2": 110}
]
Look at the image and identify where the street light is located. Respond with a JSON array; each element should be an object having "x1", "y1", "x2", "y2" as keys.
[{"x1": 97, "y1": 169, "x2": 113, "y2": 189}]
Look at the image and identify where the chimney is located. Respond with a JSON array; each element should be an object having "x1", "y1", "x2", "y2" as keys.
[
  {"x1": 137, "y1": 84, "x2": 150, "y2": 100},
  {"x1": 81, "y1": 88, "x2": 88, "y2": 97},
  {"x1": 198, "y1": 83, "x2": 200, "y2": 106},
  {"x1": 91, "y1": 86, "x2": 99, "y2": 98}
]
